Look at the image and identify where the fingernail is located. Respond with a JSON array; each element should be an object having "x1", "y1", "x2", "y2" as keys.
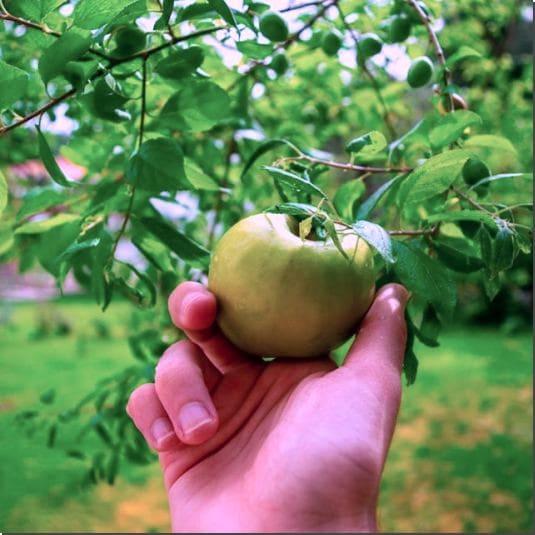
[
  {"x1": 151, "y1": 417, "x2": 175, "y2": 448},
  {"x1": 178, "y1": 402, "x2": 212, "y2": 437}
]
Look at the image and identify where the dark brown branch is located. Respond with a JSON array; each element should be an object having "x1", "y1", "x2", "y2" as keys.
[
  {"x1": 0, "y1": 25, "x2": 224, "y2": 137},
  {"x1": 406, "y1": 0, "x2": 454, "y2": 112},
  {"x1": 452, "y1": 187, "x2": 496, "y2": 217},
  {"x1": 109, "y1": 25, "x2": 223, "y2": 66},
  {"x1": 0, "y1": 11, "x2": 110, "y2": 60},
  {"x1": 0, "y1": 88, "x2": 76, "y2": 136},
  {"x1": 280, "y1": 1, "x2": 326, "y2": 12},
  {"x1": 0, "y1": 11, "x2": 60, "y2": 35}
]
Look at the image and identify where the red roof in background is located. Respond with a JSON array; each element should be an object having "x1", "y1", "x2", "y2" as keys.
[{"x1": 9, "y1": 157, "x2": 87, "y2": 181}]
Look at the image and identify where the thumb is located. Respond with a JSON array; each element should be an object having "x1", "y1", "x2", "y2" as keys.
[{"x1": 343, "y1": 283, "x2": 410, "y2": 379}]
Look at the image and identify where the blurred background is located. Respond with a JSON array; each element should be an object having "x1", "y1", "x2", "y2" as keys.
[{"x1": 1, "y1": 0, "x2": 532, "y2": 532}]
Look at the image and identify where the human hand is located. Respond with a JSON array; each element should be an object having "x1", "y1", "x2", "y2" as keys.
[{"x1": 127, "y1": 281, "x2": 409, "y2": 533}]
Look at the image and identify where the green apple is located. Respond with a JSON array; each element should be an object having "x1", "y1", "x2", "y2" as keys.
[{"x1": 208, "y1": 213, "x2": 376, "y2": 358}]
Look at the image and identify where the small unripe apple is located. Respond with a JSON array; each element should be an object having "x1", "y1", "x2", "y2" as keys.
[
  {"x1": 208, "y1": 213, "x2": 376, "y2": 358},
  {"x1": 259, "y1": 11, "x2": 289, "y2": 42},
  {"x1": 407, "y1": 56, "x2": 434, "y2": 88},
  {"x1": 358, "y1": 33, "x2": 383, "y2": 60}
]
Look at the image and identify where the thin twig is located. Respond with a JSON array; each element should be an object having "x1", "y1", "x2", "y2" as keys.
[
  {"x1": 0, "y1": 11, "x2": 111, "y2": 60},
  {"x1": 280, "y1": 1, "x2": 325, "y2": 12},
  {"x1": 137, "y1": 57, "x2": 148, "y2": 150},
  {"x1": 281, "y1": 153, "x2": 411, "y2": 174},
  {"x1": 0, "y1": 88, "x2": 76, "y2": 136},
  {"x1": 406, "y1": 0, "x2": 454, "y2": 112},
  {"x1": 228, "y1": 1, "x2": 336, "y2": 91},
  {"x1": 208, "y1": 138, "x2": 236, "y2": 248},
  {"x1": 335, "y1": 3, "x2": 397, "y2": 139},
  {"x1": 0, "y1": 25, "x2": 224, "y2": 137},
  {"x1": 110, "y1": 56, "x2": 149, "y2": 259},
  {"x1": 452, "y1": 187, "x2": 496, "y2": 217}
]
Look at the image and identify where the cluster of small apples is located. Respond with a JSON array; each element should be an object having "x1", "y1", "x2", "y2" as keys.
[{"x1": 259, "y1": 6, "x2": 435, "y2": 89}]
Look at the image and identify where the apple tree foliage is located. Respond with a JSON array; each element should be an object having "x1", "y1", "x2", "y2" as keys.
[{"x1": 0, "y1": 0, "x2": 532, "y2": 484}]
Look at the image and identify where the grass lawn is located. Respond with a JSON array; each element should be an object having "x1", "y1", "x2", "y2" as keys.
[{"x1": 0, "y1": 297, "x2": 532, "y2": 532}]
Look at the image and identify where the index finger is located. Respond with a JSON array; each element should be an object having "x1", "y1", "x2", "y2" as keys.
[{"x1": 168, "y1": 281, "x2": 252, "y2": 374}]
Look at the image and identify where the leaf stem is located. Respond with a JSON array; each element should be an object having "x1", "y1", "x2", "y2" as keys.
[
  {"x1": 452, "y1": 187, "x2": 496, "y2": 217},
  {"x1": 406, "y1": 0, "x2": 454, "y2": 112}
]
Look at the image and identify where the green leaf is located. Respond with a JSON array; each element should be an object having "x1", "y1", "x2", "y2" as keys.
[
  {"x1": 237, "y1": 40, "x2": 274, "y2": 59},
  {"x1": 139, "y1": 216, "x2": 210, "y2": 264},
  {"x1": 15, "y1": 213, "x2": 80, "y2": 235},
  {"x1": 74, "y1": 0, "x2": 137, "y2": 29},
  {"x1": 346, "y1": 131, "x2": 387, "y2": 156},
  {"x1": 0, "y1": 60, "x2": 29, "y2": 110},
  {"x1": 428, "y1": 110, "x2": 482, "y2": 149},
  {"x1": 0, "y1": 223, "x2": 14, "y2": 257},
  {"x1": 241, "y1": 138, "x2": 300, "y2": 182},
  {"x1": 433, "y1": 236, "x2": 483, "y2": 273},
  {"x1": 0, "y1": 170, "x2": 7, "y2": 216},
  {"x1": 464, "y1": 135, "x2": 517, "y2": 158},
  {"x1": 419, "y1": 305, "x2": 441, "y2": 347},
  {"x1": 154, "y1": 0, "x2": 174, "y2": 30},
  {"x1": 356, "y1": 175, "x2": 403, "y2": 220},
  {"x1": 126, "y1": 138, "x2": 187, "y2": 192},
  {"x1": 468, "y1": 172, "x2": 531, "y2": 189},
  {"x1": 324, "y1": 219, "x2": 349, "y2": 260},
  {"x1": 58, "y1": 238, "x2": 101, "y2": 263},
  {"x1": 398, "y1": 150, "x2": 471, "y2": 206},
  {"x1": 333, "y1": 180, "x2": 365, "y2": 220},
  {"x1": 177, "y1": 80, "x2": 231, "y2": 131},
  {"x1": 208, "y1": 0, "x2": 237, "y2": 27},
  {"x1": 36, "y1": 127, "x2": 80, "y2": 187},
  {"x1": 427, "y1": 209, "x2": 497, "y2": 230},
  {"x1": 493, "y1": 220, "x2": 516, "y2": 272},
  {"x1": 101, "y1": 0, "x2": 148, "y2": 32},
  {"x1": 393, "y1": 240, "x2": 457, "y2": 322},
  {"x1": 155, "y1": 46, "x2": 205, "y2": 79},
  {"x1": 16, "y1": 188, "x2": 66, "y2": 222},
  {"x1": 263, "y1": 166, "x2": 327, "y2": 199},
  {"x1": 352, "y1": 220, "x2": 395, "y2": 264},
  {"x1": 39, "y1": 29, "x2": 91, "y2": 85},
  {"x1": 131, "y1": 227, "x2": 175, "y2": 272},
  {"x1": 402, "y1": 316, "x2": 419, "y2": 385},
  {"x1": 4, "y1": 0, "x2": 63, "y2": 21},
  {"x1": 82, "y1": 77, "x2": 130, "y2": 122},
  {"x1": 184, "y1": 159, "x2": 220, "y2": 191},
  {"x1": 445, "y1": 45, "x2": 482, "y2": 67},
  {"x1": 265, "y1": 202, "x2": 319, "y2": 219}
]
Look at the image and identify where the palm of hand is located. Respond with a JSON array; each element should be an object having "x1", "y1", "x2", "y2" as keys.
[
  {"x1": 127, "y1": 282, "x2": 408, "y2": 533},
  {"x1": 163, "y1": 359, "x2": 388, "y2": 532}
]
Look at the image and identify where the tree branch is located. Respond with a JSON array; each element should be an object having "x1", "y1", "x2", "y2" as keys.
[
  {"x1": 406, "y1": 0, "x2": 454, "y2": 112},
  {"x1": 0, "y1": 88, "x2": 76, "y2": 136},
  {"x1": 0, "y1": 25, "x2": 224, "y2": 137},
  {"x1": 228, "y1": 1, "x2": 336, "y2": 90},
  {"x1": 0, "y1": 11, "x2": 111, "y2": 60},
  {"x1": 452, "y1": 187, "x2": 497, "y2": 217},
  {"x1": 335, "y1": 3, "x2": 397, "y2": 139},
  {"x1": 279, "y1": 153, "x2": 411, "y2": 174}
]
